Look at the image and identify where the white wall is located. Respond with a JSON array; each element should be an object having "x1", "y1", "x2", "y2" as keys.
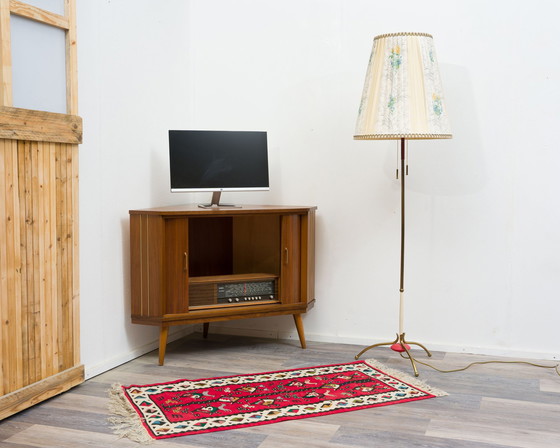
[{"x1": 77, "y1": 0, "x2": 560, "y2": 377}]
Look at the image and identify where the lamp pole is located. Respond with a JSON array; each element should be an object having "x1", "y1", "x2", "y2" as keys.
[
  {"x1": 399, "y1": 138, "x2": 406, "y2": 336},
  {"x1": 355, "y1": 138, "x2": 432, "y2": 377}
]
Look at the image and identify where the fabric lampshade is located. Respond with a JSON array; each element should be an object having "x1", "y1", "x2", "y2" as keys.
[{"x1": 355, "y1": 32, "x2": 452, "y2": 140}]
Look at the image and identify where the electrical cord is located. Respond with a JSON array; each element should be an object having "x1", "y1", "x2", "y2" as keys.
[{"x1": 399, "y1": 353, "x2": 560, "y2": 377}]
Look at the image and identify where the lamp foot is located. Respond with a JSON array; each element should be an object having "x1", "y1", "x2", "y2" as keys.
[{"x1": 355, "y1": 333, "x2": 431, "y2": 377}]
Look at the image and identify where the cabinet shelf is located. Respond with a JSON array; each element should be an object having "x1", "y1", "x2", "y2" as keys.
[{"x1": 189, "y1": 273, "x2": 278, "y2": 284}]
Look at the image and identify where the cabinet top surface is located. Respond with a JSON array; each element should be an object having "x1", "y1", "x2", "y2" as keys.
[{"x1": 129, "y1": 204, "x2": 317, "y2": 216}]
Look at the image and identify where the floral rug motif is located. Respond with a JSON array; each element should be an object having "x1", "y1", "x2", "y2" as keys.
[{"x1": 109, "y1": 359, "x2": 446, "y2": 441}]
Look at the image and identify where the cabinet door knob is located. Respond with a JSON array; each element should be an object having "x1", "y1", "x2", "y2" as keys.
[
  {"x1": 183, "y1": 252, "x2": 188, "y2": 273},
  {"x1": 284, "y1": 247, "x2": 289, "y2": 265}
]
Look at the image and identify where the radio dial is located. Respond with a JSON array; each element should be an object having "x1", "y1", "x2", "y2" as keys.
[{"x1": 216, "y1": 279, "x2": 276, "y2": 305}]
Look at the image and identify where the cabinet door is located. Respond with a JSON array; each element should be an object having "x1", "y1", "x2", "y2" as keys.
[
  {"x1": 164, "y1": 218, "x2": 189, "y2": 314},
  {"x1": 280, "y1": 214, "x2": 301, "y2": 304},
  {"x1": 301, "y1": 209, "x2": 316, "y2": 305},
  {"x1": 130, "y1": 214, "x2": 166, "y2": 318}
]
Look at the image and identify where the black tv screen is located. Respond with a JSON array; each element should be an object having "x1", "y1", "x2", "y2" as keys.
[{"x1": 169, "y1": 130, "x2": 269, "y2": 192}]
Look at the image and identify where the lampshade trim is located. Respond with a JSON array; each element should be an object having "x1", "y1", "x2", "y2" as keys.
[
  {"x1": 374, "y1": 32, "x2": 432, "y2": 41},
  {"x1": 354, "y1": 133, "x2": 452, "y2": 140}
]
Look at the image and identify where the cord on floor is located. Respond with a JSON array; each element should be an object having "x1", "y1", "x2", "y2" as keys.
[{"x1": 399, "y1": 353, "x2": 560, "y2": 377}]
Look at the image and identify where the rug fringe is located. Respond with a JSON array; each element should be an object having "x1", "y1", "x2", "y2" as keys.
[
  {"x1": 364, "y1": 359, "x2": 448, "y2": 397},
  {"x1": 107, "y1": 383, "x2": 154, "y2": 444}
]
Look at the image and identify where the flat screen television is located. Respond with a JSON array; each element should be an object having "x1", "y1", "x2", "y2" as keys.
[{"x1": 169, "y1": 130, "x2": 269, "y2": 207}]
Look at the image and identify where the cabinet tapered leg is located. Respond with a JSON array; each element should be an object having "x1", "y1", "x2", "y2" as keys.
[
  {"x1": 293, "y1": 314, "x2": 306, "y2": 349},
  {"x1": 158, "y1": 326, "x2": 169, "y2": 366},
  {"x1": 203, "y1": 322, "x2": 209, "y2": 338}
]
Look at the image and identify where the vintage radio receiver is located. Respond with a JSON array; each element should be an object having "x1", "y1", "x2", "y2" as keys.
[
  {"x1": 217, "y1": 279, "x2": 276, "y2": 304},
  {"x1": 189, "y1": 274, "x2": 279, "y2": 309}
]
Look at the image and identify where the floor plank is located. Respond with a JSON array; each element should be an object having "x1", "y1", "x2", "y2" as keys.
[{"x1": 0, "y1": 333, "x2": 558, "y2": 447}]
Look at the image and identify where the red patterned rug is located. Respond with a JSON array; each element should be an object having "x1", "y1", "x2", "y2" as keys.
[{"x1": 109, "y1": 359, "x2": 446, "y2": 441}]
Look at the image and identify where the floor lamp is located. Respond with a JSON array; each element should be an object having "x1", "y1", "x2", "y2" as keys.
[{"x1": 353, "y1": 32, "x2": 452, "y2": 376}]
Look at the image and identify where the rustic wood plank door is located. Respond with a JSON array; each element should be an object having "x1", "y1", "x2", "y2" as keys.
[{"x1": 0, "y1": 0, "x2": 83, "y2": 420}]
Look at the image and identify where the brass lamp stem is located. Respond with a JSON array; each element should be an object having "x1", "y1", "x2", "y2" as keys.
[
  {"x1": 355, "y1": 138, "x2": 432, "y2": 377},
  {"x1": 399, "y1": 138, "x2": 405, "y2": 335},
  {"x1": 400, "y1": 138, "x2": 405, "y2": 292}
]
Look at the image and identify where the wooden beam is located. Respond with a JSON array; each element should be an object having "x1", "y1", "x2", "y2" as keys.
[
  {"x1": 64, "y1": 0, "x2": 78, "y2": 115},
  {"x1": 9, "y1": 0, "x2": 69, "y2": 30},
  {"x1": 0, "y1": 0, "x2": 12, "y2": 106},
  {"x1": 0, "y1": 364, "x2": 83, "y2": 420},
  {"x1": 0, "y1": 107, "x2": 82, "y2": 144}
]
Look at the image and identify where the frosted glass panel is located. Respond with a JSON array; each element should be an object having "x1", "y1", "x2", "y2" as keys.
[
  {"x1": 22, "y1": 0, "x2": 64, "y2": 15},
  {"x1": 11, "y1": 14, "x2": 66, "y2": 114}
]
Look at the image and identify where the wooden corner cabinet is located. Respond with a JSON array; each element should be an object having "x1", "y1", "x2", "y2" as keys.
[{"x1": 129, "y1": 204, "x2": 316, "y2": 365}]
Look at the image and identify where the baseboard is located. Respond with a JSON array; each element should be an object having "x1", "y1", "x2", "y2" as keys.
[
  {"x1": 84, "y1": 326, "x2": 196, "y2": 379},
  {"x1": 413, "y1": 341, "x2": 559, "y2": 362},
  {"x1": 84, "y1": 324, "x2": 558, "y2": 380},
  {"x1": 206, "y1": 323, "x2": 560, "y2": 361}
]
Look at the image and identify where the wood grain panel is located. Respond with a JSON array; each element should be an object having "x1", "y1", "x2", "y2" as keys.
[
  {"x1": 70, "y1": 145, "x2": 79, "y2": 365},
  {"x1": 131, "y1": 214, "x2": 166, "y2": 319},
  {"x1": 42, "y1": 142, "x2": 56, "y2": 377},
  {"x1": 0, "y1": 138, "x2": 82, "y2": 418},
  {"x1": 301, "y1": 209, "x2": 316, "y2": 305},
  {"x1": 0, "y1": 139, "x2": 11, "y2": 395},
  {"x1": 232, "y1": 214, "x2": 280, "y2": 275},
  {"x1": 140, "y1": 214, "x2": 149, "y2": 316},
  {"x1": 0, "y1": 365, "x2": 83, "y2": 421},
  {"x1": 0, "y1": 0, "x2": 12, "y2": 107},
  {"x1": 0, "y1": 107, "x2": 82, "y2": 144},
  {"x1": 11, "y1": 139, "x2": 23, "y2": 387},
  {"x1": 129, "y1": 214, "x2": 142, "y2": 317},
  {"x1": 57, "y1": 143, "x2": 73, "y2": 371},
  {"x1": 280, "y1": 214, "x2": 301, "y2": 304},
  {"x1": 163, "y1": 302, "x2": 308, "y2": 326},
  {"x1": 0, "y1": 140, "x2": 6, "y2": 396},
  {"x1": 64, "y1": 0, "x2": 78, "y2": 115},
  {"x1": 16, "y1": 140, "x2": 29, "y2": 388},
  {"x1": 9, "y1": 0, "x2": 69, "y2": 30},
  {"x1": 31, "y1": 140, "x2": 41, "y2": 383},
  {"x1": 147, "y1": 215, "x2": 165, "y2": 318},
  {"x1": 164, "y1": 217, "x2": 189, "y2": 314}
]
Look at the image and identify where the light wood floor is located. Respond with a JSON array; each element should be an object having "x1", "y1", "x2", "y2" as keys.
[{"x1": 1, "y1": 332, "x2": 559, "y2": 447}]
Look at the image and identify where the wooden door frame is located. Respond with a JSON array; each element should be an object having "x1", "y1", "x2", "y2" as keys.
[{"x1": 0, "y1": 0, "x2": 78, "y2": 114}]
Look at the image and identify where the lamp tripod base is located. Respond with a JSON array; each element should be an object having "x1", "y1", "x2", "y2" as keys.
[{"x1": 355, "y1": 333, "x2": 432, "y2": 377}]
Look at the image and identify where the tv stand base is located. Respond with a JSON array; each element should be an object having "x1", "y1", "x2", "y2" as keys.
[{"x1": 198, "y1": 191, "x2": 241, "y2": 208}]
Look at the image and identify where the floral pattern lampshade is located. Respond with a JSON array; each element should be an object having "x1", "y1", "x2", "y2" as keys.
[{"x1": 355, "y1": 32, "x2": 452, "y2": 140}]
